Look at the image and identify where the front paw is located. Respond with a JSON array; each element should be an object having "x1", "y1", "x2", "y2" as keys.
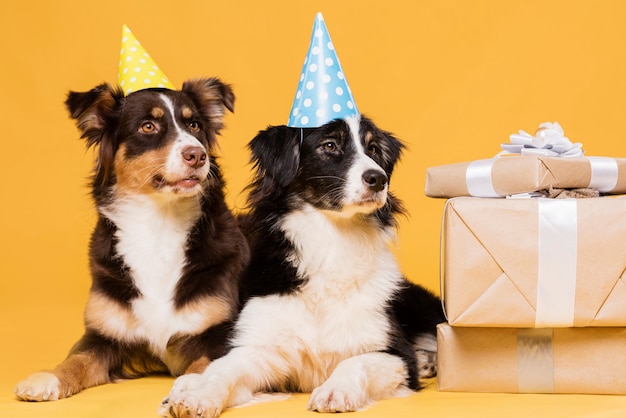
[
  {"x1": 15, "y1": 372, "x2": 62, "y2": 401},
  {"x1": 306, "y1": 384, "x2": 369, "y2": 413},
  {"x1": 160, "y1": 394, "x2": 223, "y2": 418},
  {"x1": 159, "y1": 374, "x2": 223, "y2": 418}
]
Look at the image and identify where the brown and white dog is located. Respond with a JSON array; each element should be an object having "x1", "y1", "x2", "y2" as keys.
[
  {"x1": 160, "y1": 115, "x2": 445, "y2": 417},
  {"x1": 14, "y1": 78, "x2": 249, "y2": 401}
]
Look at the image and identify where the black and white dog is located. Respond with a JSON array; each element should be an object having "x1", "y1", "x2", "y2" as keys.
[{"x1": 160, "y1": 115, "x2": 444, "y2": 417}]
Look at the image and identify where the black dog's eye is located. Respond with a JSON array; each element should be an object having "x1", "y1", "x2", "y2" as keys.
[
  {"x1": 322, "y1": 141, "x2": 338, "y2": 153},
  {"x1": 189, "y1": 121, "x2": 200, "y2": 132},
  {"x1": 140, "y1": 122, "x2": 158, "y2": 134},
  {"x1": 367, "y1": 144, "x2": 379, "y2": 156}
]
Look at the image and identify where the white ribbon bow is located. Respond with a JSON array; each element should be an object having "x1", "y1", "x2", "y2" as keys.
[{"x1": 502, "y1": 122, "x2": 584, "y2": 157}]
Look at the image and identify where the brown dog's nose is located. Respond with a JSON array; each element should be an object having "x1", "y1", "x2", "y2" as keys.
[{"x1": 182, "y1": 146, "x2": 207, "y2": 168}]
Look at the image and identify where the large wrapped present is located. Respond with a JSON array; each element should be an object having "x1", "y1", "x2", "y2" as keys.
[
  {"x1": 443, "y1": 197, "x2": 626, "y2": 327},
  {"x1": 437, "y1": 323, "x2": 626, "y2": 394},
  {"x1": 425, "y1": 156, "x2": 626, "y2": 198}
]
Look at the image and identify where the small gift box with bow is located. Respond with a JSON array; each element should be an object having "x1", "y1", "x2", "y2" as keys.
[{"x1": 425, "y1": 122, "x2": 626, "y2": 198}]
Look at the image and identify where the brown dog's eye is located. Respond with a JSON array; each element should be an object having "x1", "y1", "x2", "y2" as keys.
[
  {"x1": 368, "y1": 144, "x2": 379, "y2": 155},
  {"x1": 322, "y1": 141, "x2": 338, "y2": 153},
  {"x1": 189, "y1": 121, "x2": 200, "y2": 132},
  {"x1": 140, "y1": 122, "x2": 158, "y2": 134}
]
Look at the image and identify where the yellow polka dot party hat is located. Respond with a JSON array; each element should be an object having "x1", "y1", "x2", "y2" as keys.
[
  {"x1": 118, "y1": 25, "x2": 175, "y2": 95},
  {"x1": 288, "y1": 12, "x2": 358, "y2": 128}
]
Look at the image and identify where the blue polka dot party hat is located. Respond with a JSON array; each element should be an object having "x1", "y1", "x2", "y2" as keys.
[
  {"x1": 287, "y1": 13, "x2": 359, "y2": 128},
  {"x1": 118, "y1": 25, "x2": 175, "y2": 95}
]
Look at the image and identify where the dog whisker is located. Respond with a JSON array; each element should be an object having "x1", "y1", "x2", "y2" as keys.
[
  {"x1": 309, "y1": 187, "x2": 345, "y2": 207},
  {"x1": 306, "y1": 175, "x2": 345, "y2": 182}
]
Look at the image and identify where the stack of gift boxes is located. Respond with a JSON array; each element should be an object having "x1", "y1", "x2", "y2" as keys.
[{"x1": 425, "y1": 123, "x2": 626, "y2": 394}]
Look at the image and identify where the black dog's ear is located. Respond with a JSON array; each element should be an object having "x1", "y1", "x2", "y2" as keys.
[
  {"x1": 247, "y1": 125, "x2": 302, "y2": 199},
  {"x1": 65, "y1": 83, "x2": 124, "y2": 188},
  {"x1": 379, "y1": 130, "x2": 405, "y2": 177},
  {"x1": 182, "y1": 78, "x2": 235, "y2": 139}
]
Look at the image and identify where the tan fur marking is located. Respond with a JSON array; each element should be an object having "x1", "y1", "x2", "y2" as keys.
[
  {"x1": 119, "y1": 353, "x2": 168, "y2": 378},
  {"x1": 78, "y1": 113, "x2": 104, "y2": 132},
  {"x1": 86, "y1": 290, "x2": 233, "y2": 351},
  {"x1": 178, "y1": 295, "x2": 235, "y2": 328},
  {"x1": 184, "y1": 356, "x2": 211, "y2": 374},
  {"x1": 113, "y1": 143, "x2": 171, "y2": 195},
  {"x1": 84, "y1": 291, "x2": 138, "y2": 340},
  {"x1": 76, "y1": 88, "x2": 118, "y2": 132},
  {"x1": 181, "y1": 78, "x2": 234, "y2": 133},
  {"x1": 151, "y1": 107, "x2": 165, "y2": 119},
  {"x1": 51, "y1": 352, "x2": 110, "y2": 399},
  {"x1": 182, "y1": 106, "x2": 193, "y2": 119}
]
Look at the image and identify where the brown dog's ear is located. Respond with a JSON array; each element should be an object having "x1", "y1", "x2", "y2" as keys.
[
  {"x1": 65, "y1": 83, "x2": 123, "y2": 146},
  {"x1": 182, "y1": 78, "x2": 235, "y2": 136},
  {"x1": 65, "y1": 83, "x2": 124, "y2": 188}
]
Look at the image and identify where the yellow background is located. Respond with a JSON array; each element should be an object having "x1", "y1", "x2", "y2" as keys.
[{"x1": 3, "y1": 0, "x2": 626, "y2": 416}]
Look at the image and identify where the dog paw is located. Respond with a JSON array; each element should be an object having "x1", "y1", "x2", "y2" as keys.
[
  {"x1": 168, "y1": 373, "x2": 206, "y2": 395},
  {"x1": 160, "y1": 394, "x2": 222, "y2": 418},
  {"x1": 15, "y1": 372, "x2": 61, "y2": 401},
  {"x1": 306, "y1": 385, "x2": 369, "y2": 413},
  {"x1": 159, "y1": 374, "x2": 223, "y2": 418}
]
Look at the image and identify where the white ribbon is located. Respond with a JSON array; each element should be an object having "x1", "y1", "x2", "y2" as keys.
[
  {"x1": 535, "y1": 199, "x2": 577, "y2": 327},
  {"x1": 503, "y1": 122, "x2": 584, "y2": 157},
  {"x1": 517, "y1": 328, "x2": 555, "y2": 393},
  {"x1": 465, "y1": 122, "x2": 622, "y2": 197},
  {"x1": 588, "y1": 156, "x2": 618, "y2": 192},
  {"x1": 465, "y1": 159, "x2": 500, "y2": 197},
  {"x1": 464, "y1": 155, "x2": 619, "y2": 198}
]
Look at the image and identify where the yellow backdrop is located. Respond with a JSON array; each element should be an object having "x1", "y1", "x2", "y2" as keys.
[{"x1": 3, "y1": 1, "x2": 626, "y2": 417}]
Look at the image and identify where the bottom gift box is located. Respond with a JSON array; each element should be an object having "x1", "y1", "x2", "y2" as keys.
[{"x1": 437, "y1": 323, "x2": 626, "y2": 394}]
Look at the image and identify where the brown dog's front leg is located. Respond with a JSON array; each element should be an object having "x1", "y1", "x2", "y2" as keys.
[
  {"x1": 15, "y1": 348, "x2": 110, "y2": 401},
  {"x1": 183, "y1": 356, "x2": 211, "y2": 375}
]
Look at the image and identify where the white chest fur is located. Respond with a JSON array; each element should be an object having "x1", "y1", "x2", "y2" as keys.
[
  {"x1": 94, "y1": 194, "x2": 207, "y2": 357},
  {"x1": 232, "y1": 204, "x2": 402, "y2": 390},
  {"x1": 280, "y1": 204, "x2": 400, "y2": 297}
]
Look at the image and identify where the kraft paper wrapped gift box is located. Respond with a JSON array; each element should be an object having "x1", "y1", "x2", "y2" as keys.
[
  {"x1": 442, "y1": 196, "x2": 626, "y2": 328},
  {"x1": 437, "y1": 323, "x2": 626, "y2": 394},
  {"x1": 425, "y1": 156, "x2": 626, "y2": 198}
]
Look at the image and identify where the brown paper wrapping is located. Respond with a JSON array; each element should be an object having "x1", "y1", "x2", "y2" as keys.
[
  {"x1": 443, "y1": 197, "x2": 626, "y2": 327},
  {"x1": 425, "y1": 156, "x2": 626, "y2": 198},
  {"x1": 437, "y1": 323, "x2": 626, "y2": 394}
]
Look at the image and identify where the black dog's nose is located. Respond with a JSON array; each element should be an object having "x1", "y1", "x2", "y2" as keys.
[
  {"x1": 362, "y1": 169, "x2": 388, "y2": 192},
  {"x1": 182, "y1": 146, "x2": 207, "y2": 168}
]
